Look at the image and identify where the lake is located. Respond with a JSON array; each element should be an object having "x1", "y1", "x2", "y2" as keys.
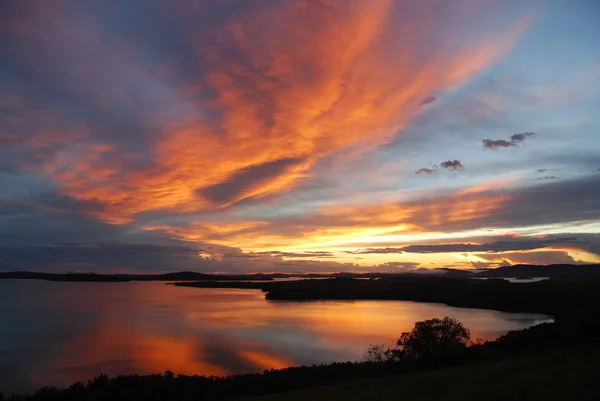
[{"x1": 0, "y1": 280, "x2": 552, "y2": 394}]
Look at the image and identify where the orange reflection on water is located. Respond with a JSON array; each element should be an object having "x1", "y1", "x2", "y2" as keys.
[
  {"x1": 2, "y1": 281, "x2": 550, "y2": 394},
  {"x1": 133, "y1": 335, "x2": 228, "y2": 377}
]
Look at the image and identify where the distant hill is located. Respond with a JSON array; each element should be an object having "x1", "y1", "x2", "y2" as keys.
[
  {"x1": 474, "y1": 264, "x2": 600, "y2": 279},
  {"x1": 1, "y1": 264, "x2": 599, "y2": 283},
  {"x1": 0, "y1": 271, "x2": 276, "y2": 282}
]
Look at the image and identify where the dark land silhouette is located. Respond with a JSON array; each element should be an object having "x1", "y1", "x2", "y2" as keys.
[
  {"x1": 2, "y1": 263, "x2": 599, "y2": 282},
  {"x1": 3, "y1": 264, "x2": 600, "y2": 400},
  {"x1": 0, "y1": 271, "x2": 276, "y2": 282},
  {"x1": 473, "y1": 263, "x2": 600, "y2": 279},
  {"x1": 174, "y1": 273, "x2": 600, "y2": 326}
]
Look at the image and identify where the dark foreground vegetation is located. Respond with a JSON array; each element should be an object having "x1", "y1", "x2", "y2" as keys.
[
  {"x1": 246, "y1": 346, "x2": 600, "y2": 401},
  {"x1": 3, "y1": 315, "x2": 599, "y2": 401}
]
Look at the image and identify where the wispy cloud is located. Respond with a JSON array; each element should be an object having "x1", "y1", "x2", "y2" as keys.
[
  {"x1": 252, "y1": 251, "x2": 336, "y2": 259},
  {"x1": 6, "y1": 1, "x2": 600, "y2": 272},
  {"x1": 346, "y1": 247, "x2": 405, "y2": 254},
  {"x1": 143, "y1": 181, "x2": 512, "y2": 251},
  {"x1": 415, "y1": 168, "x2": 436, "y2": 175},
  {"x1": 0, "y1": 0, "x2": 532, "y2": 225}
]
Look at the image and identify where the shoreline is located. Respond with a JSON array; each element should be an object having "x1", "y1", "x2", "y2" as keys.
[{"x1": 172, "y1": 276, "x2": 597, "y2": 318}]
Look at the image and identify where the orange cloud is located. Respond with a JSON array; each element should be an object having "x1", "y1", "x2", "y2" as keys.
[
  {"x1": 29, "y1": 0, "x2": 530, "y2": 224},
  {"x1": 144, "y1": 183, "x2": 510, "y2": 252}
]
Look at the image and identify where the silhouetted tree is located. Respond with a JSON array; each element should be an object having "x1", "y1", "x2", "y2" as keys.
[
  {"x1": 394, "y1": 317, "x2": 471, "y2": 361},
  {"x1": 366, "y1": 317, "x2": 471, "y2": 363},
  {"x1": 364, "y1": 344, "x2": 395, "y2": 363}
]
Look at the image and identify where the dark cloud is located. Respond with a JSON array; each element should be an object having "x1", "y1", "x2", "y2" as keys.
[
  {"x1": 416, "y1": 160, "x2": 464, "y2": 175},
  {"x1": 510, "y1": 132, "x2": 536, "y2": 143},
  {"x1": 397, "y1": 175, "x2": 600, "y2": 234},
  {"x1": 0, "y1": 196, "x2": 124, "y2": 246},
  {"x1": 400, "y1": 240, "x2": 547, "y2": 253},
  {"x1": 197, "y1": 158, "x2": 304, "y2": 205},
  {"x1": 477, "y1": 250, "x2": 580, "y2": 265},
  {"x1": 483, "y1": 132, "x2": 537, "y2": 150},
  {"x1": 536, "y1": 169, "x2": 548, "y2": 173},
  {"x1": 252, "y1": 251, "x2": 335, "y2": 258},
  {"x1": 415, "y1": 168, "x2": 436, "y2": 175},
  {"x1": 482, "y1": 139, "x2": 515, "y2": 149},
  {"x1": 538, "y1": 175, "x2": 558, "y2": 180},
  {"x1": 211, "y1": 252, "x2": 264, "y2": 259},
  {"x1": 0, "y1": 242, "x2": 205, "y2": 272},
  {"x1": 345, "y1": 247, "x2": 404, "y2": 254},
  {"x1": 0, "y1": 239, "x2": 360, "y2": 273},
  {"x1": 440, "y1": 160, "x2": 464, "y2": 170},
  {"x1": 401, "y1": 234, "x2": 600, "y2": 254},
  {"x1": 348, "y1": 234, "x2": 600, "y2": 256},
  {"x1": 418, "y1": 96, "x2": 436, "y2": 107},
  {"x1": 347, "y1": 233, "x2": 600, "y2": 265}
]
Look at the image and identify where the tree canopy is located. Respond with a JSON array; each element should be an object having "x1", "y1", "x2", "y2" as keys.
[
  {"x1": 395, "y1": 317, "x2": 471, "y2": 360},
  {"x1": 366, "y1": 317, "x2": 471, "y2": 363}
]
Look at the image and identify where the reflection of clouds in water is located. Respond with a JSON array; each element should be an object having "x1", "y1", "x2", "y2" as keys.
[
  {"x1": 238, "y1": 326, "x2": 339, "y2": 366},
  {"x1": 196, "y1": 336, "x2": 296, "y2": 374},
  {"x1": 202, "y1": 339, "x2": 258, "y2": 373},
  {"x1": 0, "y1": 281, "x2": 551, "y2": 393}
]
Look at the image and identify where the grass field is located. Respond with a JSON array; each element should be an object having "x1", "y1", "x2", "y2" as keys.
[{"x1": 243, "y1": 347, "x2": 600, "y2": 401}]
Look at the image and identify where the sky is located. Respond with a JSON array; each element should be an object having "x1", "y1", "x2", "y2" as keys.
[{"x1": 1, "y1": 0, "x2": 599, "y2": 273}]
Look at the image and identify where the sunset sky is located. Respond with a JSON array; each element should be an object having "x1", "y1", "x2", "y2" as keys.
[{"x1": 1, "y1": 0, "x2": 599, "y2": 273}]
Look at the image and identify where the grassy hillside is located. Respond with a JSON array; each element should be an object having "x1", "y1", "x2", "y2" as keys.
[{"x1": 243, "y1": 346, "x2": 600, "y2": 401}]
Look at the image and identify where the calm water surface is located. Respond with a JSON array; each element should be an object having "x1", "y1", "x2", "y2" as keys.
[{"x1": 0, "y1": 280, "x2": 552, "y2": 393}]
